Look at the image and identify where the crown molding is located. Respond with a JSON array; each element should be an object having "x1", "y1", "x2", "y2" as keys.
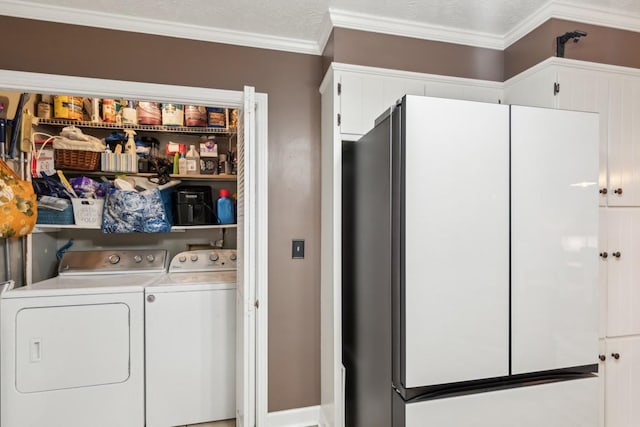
[
  {"x1": 2, "y1": 0, "x2": 640, "y2": 56},
  {"x1": 328, "y1": 8, "x2": 504, "y2": 50},
  {"x1": 504, "y1": 0, "x2": 640, "y2": 48},
  {"x1": 0, "y1": 0, "x2": 322, "y2": 55}
]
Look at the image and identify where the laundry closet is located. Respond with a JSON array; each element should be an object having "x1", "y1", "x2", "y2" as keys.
[{"x1": 0, "y1": 73, "x2": 267, "y2": 427}]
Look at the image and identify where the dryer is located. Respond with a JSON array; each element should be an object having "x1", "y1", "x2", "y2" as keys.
[
  {"x1": 145, "y1": 249, "x2": 237, "y2": 427},
  {"x1": 1, "y1": 249, "x2": 167, "y2": 427}
]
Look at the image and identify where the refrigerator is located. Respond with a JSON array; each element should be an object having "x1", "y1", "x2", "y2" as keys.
[{"x1": 342, "y1": 95, "x2": 599, "y2": 427}]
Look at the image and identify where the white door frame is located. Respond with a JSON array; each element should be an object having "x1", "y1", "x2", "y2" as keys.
[{"x1": 0, "y1": 69, "x2": 269, "y2": 426}]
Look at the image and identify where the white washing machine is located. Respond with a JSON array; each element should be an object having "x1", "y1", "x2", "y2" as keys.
[
  {"x1": 145, "y1": 249, "x2": 237, "y2": 427},
  {"x1": 1, "y1": 249, "x2": 168, "y2": 427}
]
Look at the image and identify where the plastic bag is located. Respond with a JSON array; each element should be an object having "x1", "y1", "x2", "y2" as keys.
[
  {"x1": 0, "y1": 158, "x2": 37, "y2": 238},
  {"x1": 101, "y1": 187, "x2": 172, "y2": 233}
]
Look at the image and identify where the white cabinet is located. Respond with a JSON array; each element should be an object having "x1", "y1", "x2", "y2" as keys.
[
  {"x1": 607, "y1": 76, "x2": 640, "y2": 206},
  {"x1": 505, "y1": 59, "x2": 640, "y2": 207},
  {"x1": 605, "y1": 336, "x2": 640, "y2": 427},
  {"x1": 331, "y1": 63, "x2": 503, "y2": 141},
  {"x1": 605, "y1": 209, "x2": 640, "y2": 337},
  {"x1": 339, "y1": 72, "x2": 423, "y2": 138}
]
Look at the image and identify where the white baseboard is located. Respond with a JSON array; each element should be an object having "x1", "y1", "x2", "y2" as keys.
[{"x1": 267, "y1": 405, "x2": 321, "y2": 427}]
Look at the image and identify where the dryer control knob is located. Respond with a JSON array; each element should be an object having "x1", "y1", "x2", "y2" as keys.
[
  {"x1": 209, "y1": 253, "x2": 219, "y2": 261},
  {"x1": 179, "y1": 255, "x2": 187, "y2": 263},
  {"x1": 146, "y1": 254, "x2": 155, "y2": 262},
  {"x1": 230, "y1": 253, "x2": 237, "y2": 261},
  {"x1": 108, "y1": 254, "x2": 120, "y2": 264},
  {"x1": 134, "y1": 255, "x2": 143, "y2": 263},
  {"x1": 190, "y1": 254, "x2": 199, "y2": 262}
]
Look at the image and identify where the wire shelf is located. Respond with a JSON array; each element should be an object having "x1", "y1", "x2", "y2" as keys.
[{"x1": 36, "y1": 118, "x2": 236, "y2": 135}]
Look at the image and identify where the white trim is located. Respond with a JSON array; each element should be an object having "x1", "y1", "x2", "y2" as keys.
[
  {"x1": 328, "y1": 8, "x2": 504, "y2": 50},
  {"x1": 504, "y1": 57, "x2": 640, "y2": 88},
  {"x1": 254, "y1": 92, "x2": 270, "y2": 427},
  {"x1": 4, "y1": 0, "x2": 640, "y2": 56},
  {"x1": 0, "y1": 68, "x2": 268, "y2": 426},
  {"x1": 267, "y1": 405, "x2": 321, "y2": 427},
  {"x1": 504, "y1": 0, "x2": 640, "y2": 48},
  {"x1": 0, "y1": 0, "x2": 320, "y2": 55},
  {"x1": 330, "y1": 62, "x2": 504, "y2": 89}
]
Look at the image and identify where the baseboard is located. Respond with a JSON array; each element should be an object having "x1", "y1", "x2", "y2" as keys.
[{"x1": 267, "y1": 405, "x2": 321, "y2": 427}]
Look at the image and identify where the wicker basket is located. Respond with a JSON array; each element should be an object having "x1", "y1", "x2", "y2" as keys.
[{"x1": 54, "y1": 149, "x2": 100, "y2": 171}]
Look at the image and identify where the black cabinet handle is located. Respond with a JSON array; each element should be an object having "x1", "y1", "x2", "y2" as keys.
[
  {"x1": 611, "y1": 353, "x2": 620, "y2": 360},
  {"x1": 600, "y1": 252, "x2": 608, "y2": 259},
  {"x1": 599, "y1": 354, "x2": 606, "y2": 361},
  {"x1": 614, "y1": 188, "x2": 623, "y2": 195},
  {"x1": 612, "y1": 252, "x2": 621, "y2": 258},
  {"x1": 600, "y1": 188, "x2": 608, "y2": 194}
]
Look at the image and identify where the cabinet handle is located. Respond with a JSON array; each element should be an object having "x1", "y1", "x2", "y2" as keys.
[
  {"x1": 599, "y1": 252, "x2": 608, "y2": 259},
  {"x1": 612, "y1": 251, "x2": 621, "y2": 258},
  {"x1": 146, "y1": 294, "x2": 156, "y2": 303},
  {"x1": 611, "y1": 352, "x2": 620, "y2": 360},
  {"x1": 599, "y1": 188, "x2": 608, "y2": 194},
  {"x1": 599, "y1": 354, "x2": 606, "y2": 361},
  {"x1": 613, "y1": 188, "x2": 623, "y2": 195}
]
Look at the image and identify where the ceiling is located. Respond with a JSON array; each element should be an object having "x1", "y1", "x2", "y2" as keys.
[{"x1": 2, "y1": 0, "x2": 640, "y2": 53}]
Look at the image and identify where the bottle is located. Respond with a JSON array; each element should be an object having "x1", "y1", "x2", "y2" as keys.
[
  {"x1": 185, "y1": 144, "x2": 200, "y2": 175},
  {"x1": 216, "y1": 189, "x2": 235, "y2": 224},
  {"x1": 173, "y1": 151, "x2": 180, "y2": 174},
  {"x1": 178, "y1": 153, "x2": 187, "y2": 175}
]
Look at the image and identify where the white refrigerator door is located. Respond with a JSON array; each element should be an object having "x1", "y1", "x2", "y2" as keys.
[
  {"x1": 511, "y1": 106, "x2": 599, "y2": 374},
  {"x1": 404, "y1": 377, "x2": 598, "y2": 427},
  {"x1": 403, "y1": 96, "x2": 510, "y2": 387}
]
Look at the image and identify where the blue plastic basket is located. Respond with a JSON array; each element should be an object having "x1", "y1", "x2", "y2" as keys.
[{"x1": 37, "y1": 204, "x2": 74, "y2": 225}]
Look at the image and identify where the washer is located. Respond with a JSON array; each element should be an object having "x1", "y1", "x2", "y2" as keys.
[
  {"x1": 145, "y1": 249, "x2": 237, "y2": 427},
  {"x1": 1, "y1": 249, "x2": 167, "y2": 427}
]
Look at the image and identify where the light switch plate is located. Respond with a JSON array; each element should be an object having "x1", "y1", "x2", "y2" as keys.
[{"x1": 292, "y1": 239, "x2": 305, "y2": 259}]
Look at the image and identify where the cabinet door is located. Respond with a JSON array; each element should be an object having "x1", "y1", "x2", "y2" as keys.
[
  {"x1": 339, "y1": 72, "x2": 423, "y2": 139},
  {"x1": 511, "y1": 106, "x2": 599, "y2": 374},
  {"x1": 605, "y1": 336, "x2": 640, "y2": 427},
  {"x1": 557, "y1": 68, "x2": 609, "y2": 207},
  {"x1": 599, "y1": 208, "x2": 608, "y2": 339},
  {"x1": 599, "y1": 339, "x2": 606, "y2": 427},
  {"x1": 606, "y1": 209, "x2": 640, "y2": 337},
  {"x1": 608, "y1": 76, "x2": 640, "y2": 206}
]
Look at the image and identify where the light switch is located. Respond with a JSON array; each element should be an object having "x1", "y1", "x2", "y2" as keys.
[{"x1": 292, "y1": 239, "x2": 305, "y2": 259}]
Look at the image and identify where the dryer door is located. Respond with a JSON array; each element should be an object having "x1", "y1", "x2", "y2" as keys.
[{"x1": 15, "y1": 303, "x2": 130, "y2": 392}]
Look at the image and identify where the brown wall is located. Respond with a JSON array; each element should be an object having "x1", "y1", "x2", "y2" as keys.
[
  {"x1": 328, "y1": 28, "x2": 504, "y2": 81},
  {"x1": 0, "y1": 16, "x2": 322, "y2": 412},
  {"x1": 505, "y1": 19, "x2": 640, "y2": 79}
]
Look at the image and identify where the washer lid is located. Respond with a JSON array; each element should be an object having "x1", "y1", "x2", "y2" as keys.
[
  {"x1": 2, "y1": 273, "x2": 161, "y2": 298},
  {"x1": 148, "y1": 271, "x2": 237, "y2": 293}
]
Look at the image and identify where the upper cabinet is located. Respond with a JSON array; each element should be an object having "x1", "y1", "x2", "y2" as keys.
[
  {"x1": 505, "y1": 58, "x2": 640, "y2": 207},
  {"x1": 327, "y1": 64, "x2": 504, "y2": 141}
]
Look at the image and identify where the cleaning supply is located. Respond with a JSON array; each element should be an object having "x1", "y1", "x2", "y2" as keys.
[
  {"x1": 123, "y1": 129, "x2": 136, "y2": 154},
  {"x1": 216, "y1": 189, "x2": 235, "y2": 224},
  {"x1": 173, "y1": 152, "x2": 180, "y2": 174},
  {"x1": 185, "y1": 145, "x2": 200, "y2": 175},
  {"x1": 178, "y1": 153, "x2": 187, "y2": 175}
]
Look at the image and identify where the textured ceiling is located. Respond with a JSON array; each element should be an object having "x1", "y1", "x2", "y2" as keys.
[{"x1": 5, "y1": 0, "x2": 640, "y2": 51}]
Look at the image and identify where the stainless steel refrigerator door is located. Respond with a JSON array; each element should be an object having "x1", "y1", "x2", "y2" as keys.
[
  {"x1": 510, "y1": 106, "x2": 599, "y2": 374},
  {"x1": 401, "y1": 96, "x2": 510, "y2": 388}
]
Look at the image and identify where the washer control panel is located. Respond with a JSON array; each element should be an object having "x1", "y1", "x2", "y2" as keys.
[
  {"x1": 58, "y1": 249, "x2": 168, "y2": 275},
  {"x1": 169, "y1": 249, "x2": 238, "y2": 273}
]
